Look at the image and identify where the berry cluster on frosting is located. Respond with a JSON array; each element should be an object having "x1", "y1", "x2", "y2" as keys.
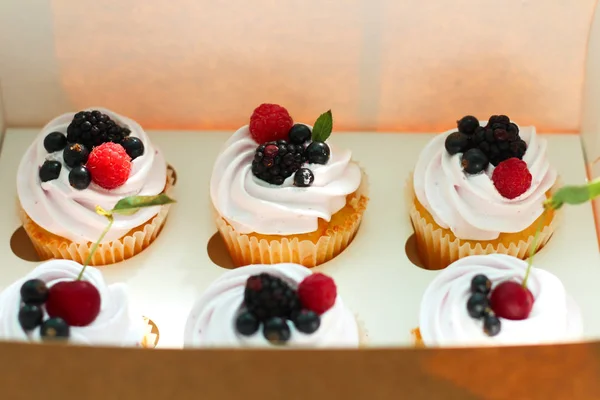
[
  {"x1": 249, "y1": 104, "x2": 333, "y2": 187},
  {"x1": 236, "y1": 272, "x2": 337, "y2": 344},
  {"x1": 445, "y1": 115, "x2": 533, "y2": 199},
  {"x1": 39, "y1": 110, "x2": 145, "y2": 191}
]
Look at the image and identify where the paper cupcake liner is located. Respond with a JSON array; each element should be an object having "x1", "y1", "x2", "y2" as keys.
[
  {"x1": 356, "y1": 314, "x2": 369, "y2": 348},
  {"x1": 139, "y1": 316, "x2": 160, "y2": 349},
  {"x1": 19, "y1": 167, "x2": 176, "y2": 266},
  {"x1": 405, "y1": 174, "x2": 558, "y2": 270},
  {"x1": 215, "y1": 170, "x2": 369, "y2": 268}
]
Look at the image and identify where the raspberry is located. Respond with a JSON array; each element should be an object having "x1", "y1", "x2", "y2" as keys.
[
  {"x1": 244, "y1": 273, "x2": 301, "y2": 321},
  {"x1": 249, "y1": 104, "x2": 293, "y2": 144},
  {"x1": 67, "y1": 110, "x2": 131, "y2": 149},
  {"x1": 492, "y1": 158, "x2": 532, "y2": 199},
  {"x1": 86, "y1": 142, "x2": 132, "y2": 189},
  {"x1": 297, "y1": 273, "x2": 337, "y2": 315},
  {"x1": 252, "y1": 140, "x2": 305, "y2": 185}
]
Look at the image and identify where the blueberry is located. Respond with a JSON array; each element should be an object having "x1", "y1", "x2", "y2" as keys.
[
  {"x1": 444, "y1": 132, "x2": 470, "y2": 155},
  {"x1": 63, "y1": 143, "x2": 89, "y2": 168},
  {"x1": 457, "y1": 116, "x2": 480, "y2": 135},
  {"x1": 288, "y1": 124, "x2": 312, "y2": 145},
  {"x1": 466, "y1": 292, "x2": 489, "y2": 319},
  {"x1": 305, "y1": 141, "x2": 330, "y2": 165},
  {"x1": 236, "y1": 310, "x2": 259, "y2": 336},
  {"x1": 18, "y1": 304, "x2": 44, "y2": 331},
  {"x1": 483, "y1": 313, "x2": 501, "y2": 336},
  {"x1": 120, "y1": 136, "x2": 145, "y2": 160},
  {"x1": 40, "y1": 317, "x2": 70, "y2": 340},
  {"x1": 69, "y1": 165, "x2": 91, "y2": 190},
  {"x1": 39, "y1": 160, "x2": 62, "y2": 182},
  {"x1": 461, "y1": 148, "x2": 489, "y2": 174},
  {"x1": 20, "y1": 279, "x2": 49, "y2": 305},
  {"x1": 294, "y1": 168, "x2": 314, "y2": 187},
  {"x1": 43, "y1": 132, "x2": 67, "y2": 153},
  {"x1": 293, "y1": 310, "x2": 320, "y2": 334},
  {"x1": 470, "y1": 274, "x2": 491, "y2": 295},
  {"x1": 263, "y1": 317, "x2": 291, "y2": 344}
]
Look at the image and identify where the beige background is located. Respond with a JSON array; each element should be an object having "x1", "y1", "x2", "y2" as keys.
[{"x1": 0, "y1": 0, "x2": 598, "y2": 132}]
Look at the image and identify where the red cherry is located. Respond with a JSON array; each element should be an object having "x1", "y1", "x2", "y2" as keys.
[
  {"x1": 45, "y1": 281, "x2": 101, "y2": 327},
  {"x1": 489, "y1": 281, "x2": 534, "y2": 320}
]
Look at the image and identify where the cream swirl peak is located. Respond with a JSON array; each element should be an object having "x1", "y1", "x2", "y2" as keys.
[
  {"x1": 419, "y1": 254, "x2": 582, "y2": 347},
  {"x1": 184, "y1": 263, "x2": 359, "y2": 348},
  {"x1": 17, "y1": 108, "x2": 167, "y2": 243},
  {"x1": 0, "y1": 260, "x2": 145, "y2": 346},
  {"x1": 413, "y1": 121, "x2": 557, "y2": 241}
]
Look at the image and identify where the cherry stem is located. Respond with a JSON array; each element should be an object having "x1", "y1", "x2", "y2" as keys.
[
  {"x1": 522, "y1": 204, "x2": 551, "y2": 289},
  {"x1": 77, "y1": 206, "x2": 114, "y2": 281}
]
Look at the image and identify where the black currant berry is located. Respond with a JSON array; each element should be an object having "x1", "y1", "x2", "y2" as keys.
[
  {"x1": 294, "y1": 168, "x2": 314, "y2": 187},
  {"x1": 293, "y1": 310, "x2": 320, "y2": 334},
  {"x1": 457, "y1": 116, "x2": 480, "y2": 135},
  {"x1": 18, "y1": 304, "x2": 44, "y2": 331},
  {"x1": 69, "y1": 165, "x2": 92, "y2": 190},
  {"x1": 461, "y1": 148, "x2": 489, "y2": 174},
  {"x1": 305, "y1": 141, "x2": 330, "y2": 165},
  {"x1": 288, "y1": 124, "x2": 312, "y2": 145},
  {"x1": 63, "y1": 143, "x2": 89, "y2": 168},
  {"x1": 444, "y1": 132, "x2": 470, "y2": 155},
  {"x1": 40, "y1": 317, "x2": 70, "y2": 340},
  {"x1": 263, "y1": 317, "x2": 291, "y2": 344},
  {"x1": 43, "y1": 132, "x2": 68, "y2": 153},
  {"x1": 20, "y1": 279, "x2": 49, "y2": 305},
  {"x1": 470, "y1": 274, "x2": 492, "y2": 295},
  {"x1": 236, "y1": 310, "x2": 259, "y2": 336},
  {"x1": 120, "y1": 136, "x2": 145, "y2": 160},
  {"x1": 483, "y1": 313, "x2": 501, "y2": 336},
  {"x1": 39, "y1": 160, "x2": 62, "y2": 182},
  {"x1": 466, "y1": 292, "x2": 489, "y2": 319}
]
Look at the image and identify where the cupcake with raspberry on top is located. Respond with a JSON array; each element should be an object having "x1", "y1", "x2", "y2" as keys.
[
  {"x1": 211, "y1": 104, "x2": 368, "y2": 268},
  {"x1": 17, "y1": 108, "x2": 175, "y2": 265},
  {"x1": 408, "y1": 115, "x2": 557, "y2": 270}
]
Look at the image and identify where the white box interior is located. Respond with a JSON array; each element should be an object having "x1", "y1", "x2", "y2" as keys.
[{"x1": 0, "y1": 129, "x2": 598, "y2": 348}]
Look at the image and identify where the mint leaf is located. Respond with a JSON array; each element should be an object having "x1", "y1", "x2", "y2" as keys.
[
  {"x1": 546, "y1": 180, "x2": 600, "y2": 210},
  {"x1": 112, "y1": 194, "x2": 175, "y2": 216},
  {"x1": 311, "y1": 110, "x2": 333, "y2": 142}
]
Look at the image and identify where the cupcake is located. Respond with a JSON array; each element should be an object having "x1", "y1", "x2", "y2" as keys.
[
  {"x1": 17, "y1": 108, "x2": 175, "y2": 266},
  {"x1": 184, "y1": 263, "x2": 364, "y2": 348},
  {"x1": 211, "y1": 104, "x2": 368, "y2": 268},
  {"x1": 414, "y1": 254, "x2": 582, "y2": 347},
  {"x1": 0, "y1": 259, "x2": 157, "y2": 347},
  {"x1": 409, "y1": 115, "x2": 557, "y2": 270}
]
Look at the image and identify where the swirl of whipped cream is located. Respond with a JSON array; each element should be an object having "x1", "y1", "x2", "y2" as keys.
[
  {"x1": 210, "y1": 126, "x2": 362, "y2": 235},
  {"x1": 419, "y1": 254, "x2": 582, "y2": 347},
  {"x1": 17, "y1": 108, "x2": 167, "y2": 243},
  {"x1": 0, "y1": 260, "x2": 145, "y2": 346},
  {"x1": 184, "y1": 263, "x2": 359, "y2": 348},
  {"x1": 413, "y1": 124, "x2": 557, "y2": 240}
]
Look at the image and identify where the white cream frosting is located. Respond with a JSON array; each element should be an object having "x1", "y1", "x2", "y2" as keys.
[
  {"x1": 419, "y1": 254, "x2": 582, "y2": 347},
  {"x1": 0, "y1": 260, "x2": 145, "y2": 346},
  {"x1": 210, "y1": 125, "x2": 362, "y2": 235},
  {"x1": 413, "y1": 124, "x2": 557, "y2": 240},
  {"x1": 17, "y1": 108, "x2": 168, "y2": 244},
  {"x1": 184, "y1": 263, "x2": 359, "y2": 348}
]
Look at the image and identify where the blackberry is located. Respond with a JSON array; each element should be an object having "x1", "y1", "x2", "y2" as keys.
[
  {"x1": 66, "y1": 110, "x2": 131, "y2": 149},
  {"x1": 470, "y1": 116, "x2": 527, "y2": 166},
  {"x1": 251, "y1": 140, "x2": 304, "y2": 185},
  {"x1": 244, "y1": 273, "x2": 301, "y2": 321}
]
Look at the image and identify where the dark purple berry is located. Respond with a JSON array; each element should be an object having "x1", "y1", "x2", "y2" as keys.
[
  {"x1": 69, "y1": 165, "x2": 91, "y2": 190},
  {"x1": 18, "y1": 304, "x2": 43, "y2": 331},
  {"x1": 20, "y1": 279, "x2": 49, "y2": 305},
  {"x1": 305, "y1": 141, "x2": 330, "y2": 165},
  {"x1": 483, "y1": 313, "x2": 501, "y2": 336},
  {"x1": 120, "y1": 136, "x2": 145, "y2": 160},
  {"x1": 264, "y1": 144, "x2": 279, "y2": 158},
  {"x1": 470, "y1": 274, "x2": 492, "y2": 295},
  {"x1": 467, "y1": 292, "x2": 489, "y2": 319},
  {"x1": 43, "y1": 132, "x2": 67, "y2": 153},
  {"x1": 293, "y1": 310, "x2": 320, "y2": 334},
  {"x1": 457, "y1": 116, "x2": 480, "y2": 135},
  {"x1": 461, "y1": 148, "x2": 489, "y2": 174},
  {"x1": 40, "y1": 317, "x2": 70, "y2": 340},
  {"x1": 294, "y1": 168, "x2": 314, "y2": 187},
  {"x1": 444, "y1": 132, "x2": 470, "y2": 155},
  {"x1": 67, "y1": 110, "x2": 129, "y2": 148},
  {"x1": 288, "y1": 124, "x2": 312, "y2": 145},
  {"x1": 252, "y1": 140, "x2": 304, "y2": 185},
  {"x1": 63, "y1": 143, "x2": 89, "y2": 168},
  {"x1": 263, "y1": 317, "x2": 291, "y2": 344},
  {"x1": 244, "y1": 273, "x2": 301, "y2": 321},
  {"x1": 39, "y1": 160, "x2": 62, "y2": 182},
  {"x1": 236, "y1": 310, "x2": 259, "y2": 336}
]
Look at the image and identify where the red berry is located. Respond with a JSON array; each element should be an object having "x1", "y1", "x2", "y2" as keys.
[
  {"x1": 297, "y1": 273, "x2": 337, "y2": 315},
  {"x1": 489, "y1": 281, "x2": 534, "y2": 320},
  {"x1": 45, "y1": 281, "x2": 101, "y2": 327},
  {"x1": 86, "y1": 142, "x2": 131, "y2": 189},
  {"x1": 249, "y1": 104, "x2": 293, "y2": 144},
  {"x1": 492, "y1": 158, "x2": 532, "y2": 199}
]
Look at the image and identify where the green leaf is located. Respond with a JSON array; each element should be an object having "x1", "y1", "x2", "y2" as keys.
[
  {"x1": 546, "y1": 180, "x2": 600, "y2": 210},
  {"x1": 111, "y1": 194, "x2": 176, "y2": 216},
  {"x1": 311, "y1": 110, "x2": 333, "y2": 142}
]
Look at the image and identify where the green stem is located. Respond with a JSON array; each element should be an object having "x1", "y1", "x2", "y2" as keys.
[
  {"x1": 522, "y1": 206, "x2": 550, "y2": 289},
  {"x1": 77, "y1": 209, "x2": 114, "y2": 281}
]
